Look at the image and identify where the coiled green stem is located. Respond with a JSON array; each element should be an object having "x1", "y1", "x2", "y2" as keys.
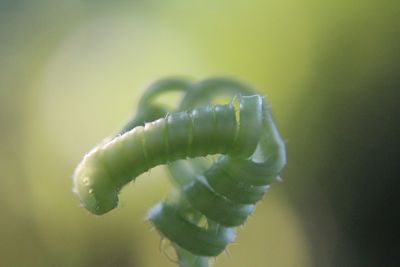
[{"x1": 73, "y1": 77, "x2": 286, "y2": 267}]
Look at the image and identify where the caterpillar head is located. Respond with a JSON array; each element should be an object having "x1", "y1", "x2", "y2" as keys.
[{"x1": 73, "y1": 147, "x2": 119, "y2": 215}]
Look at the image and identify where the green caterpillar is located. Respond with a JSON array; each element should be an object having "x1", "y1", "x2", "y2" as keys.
[{"x1": 73, "y1": 78, "x2": 286, "y2": 267}]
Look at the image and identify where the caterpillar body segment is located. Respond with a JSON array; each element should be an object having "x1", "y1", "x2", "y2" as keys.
[
  {"x1": 73, "y1": 78, "x2": 286, "y2": 266},
  {"x1": 74, "y1": 95, "x2": 264, "y2": 215}
]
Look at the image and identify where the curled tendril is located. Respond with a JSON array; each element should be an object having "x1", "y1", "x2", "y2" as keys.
[{"x1": 73, "y1": 77, "x2": 286, "y2": 267}]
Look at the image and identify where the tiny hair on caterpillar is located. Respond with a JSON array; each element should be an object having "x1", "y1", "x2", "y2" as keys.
[{"x1": 73, "y1": 77, "x2": 286, "y2": 267}]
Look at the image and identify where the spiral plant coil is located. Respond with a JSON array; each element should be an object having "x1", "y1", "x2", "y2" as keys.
[{"x1": 73, "y1": 77, "x2": 287, "y2": 267}]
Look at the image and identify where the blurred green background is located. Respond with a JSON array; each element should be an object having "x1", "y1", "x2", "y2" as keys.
[{"x1": 1, "y1": 0, "x2": 399, "y2": 266}]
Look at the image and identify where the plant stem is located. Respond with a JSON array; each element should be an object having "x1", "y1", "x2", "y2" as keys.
[{"x1": 177, "y1": 247, "x2": 209, "y2": 267}]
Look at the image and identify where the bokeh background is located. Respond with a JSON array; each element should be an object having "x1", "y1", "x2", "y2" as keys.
[{"x1": 1, "y1": 1, "x2": 399, "y2": 266}]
